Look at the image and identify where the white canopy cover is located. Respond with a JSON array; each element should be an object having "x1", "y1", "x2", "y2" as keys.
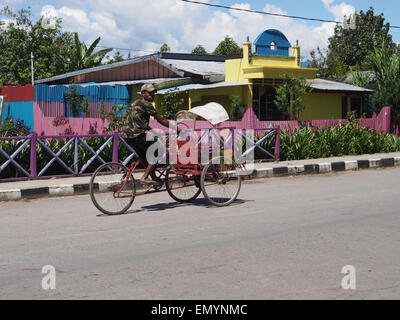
[{"x1": 176, "y1": 102, "x2": 229, "y2": 126}]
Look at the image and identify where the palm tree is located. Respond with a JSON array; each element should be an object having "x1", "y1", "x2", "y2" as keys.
[{"x1": 68, "y1": 33, "x2": 112, "y2": 71}]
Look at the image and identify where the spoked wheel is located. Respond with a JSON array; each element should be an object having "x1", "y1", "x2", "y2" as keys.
[
  {"x1": 165, "y1": 168, "x2": 201, "y2": 203},
  {"x1": 90, "y1": 162, "x2": 136, "y2": 215},
  {"x1": 200, "y1": 156, "x2": 242, "y2": 207}
]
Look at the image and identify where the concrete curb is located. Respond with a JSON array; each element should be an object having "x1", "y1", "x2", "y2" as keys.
[{"x1": 1, "y1": 156, "x2": 400, "y2": 202}]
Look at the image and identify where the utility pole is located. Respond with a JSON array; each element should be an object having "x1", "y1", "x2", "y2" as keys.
[{"x1": 31, "y1": 52, "x2": 34, "y2": 85}]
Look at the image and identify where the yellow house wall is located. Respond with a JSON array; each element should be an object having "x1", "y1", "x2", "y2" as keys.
[
  {"x1": 225, "y1": 59, "x2": 247, "y2": 82},
  {"x1": 250, "y1": 55, "x2": 298, "y2": 68},
  {"x1": 300, "y1": 92, "x2": 342, "y2": 120},
  {"x1": 152, "y1": 90, "x2": 342, "y2": 121},
  {"x1": 153, "y1": 85, "x2": 252, "y2": 118},
  {"x1": 189, "y1": 86, "x2": 252, "y2": 115},
  {"x1": 225, "y1": 42, "x2": 317, "y2": 82},
  {"x1": 154, "y1": 86, "x2": 252, "y2": 115}
]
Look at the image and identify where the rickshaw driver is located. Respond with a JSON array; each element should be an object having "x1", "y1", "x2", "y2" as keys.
[{"x1": 124, "y1": 83, "x2": 178, "y2": 185}]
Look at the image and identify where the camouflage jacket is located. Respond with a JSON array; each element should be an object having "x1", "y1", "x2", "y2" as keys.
[{"x1": 124, "y1": 97, "x2": 157, "y2": 138}]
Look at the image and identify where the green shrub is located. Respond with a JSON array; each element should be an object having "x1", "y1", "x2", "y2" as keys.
[{"x1": 278, "y1": 118, "x2": 400, "y2": 161}]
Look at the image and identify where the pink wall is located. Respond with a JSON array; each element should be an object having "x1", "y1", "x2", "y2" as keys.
[{"x1": 34, "y1": 102, "x2": 113, "y2": 136}]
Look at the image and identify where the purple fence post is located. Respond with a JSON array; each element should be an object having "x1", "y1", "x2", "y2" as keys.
[
  {"x1": 274, "y1": 126, "x2": 280, "y2": 161},
  {"x1": 74, "y1": 137, "x2": 79, "y2": 175},
  {"x1": 112, "y1": 132, "x2": 119, "y2": 163},
  {"x1": 30, "y1": 132, "x2": 37, "y2": 179}
]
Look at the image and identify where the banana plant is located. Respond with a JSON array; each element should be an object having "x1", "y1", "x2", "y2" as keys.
[{"x1": 68, "y1": 33, "x2": 112, "y2": 71}]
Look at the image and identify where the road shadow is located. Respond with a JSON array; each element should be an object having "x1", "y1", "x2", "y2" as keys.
[
  {"x1": 96, "y1": 208, "x2": 142, "y2": 217},
  {"x1": 96, "y1": 198, "x2": 252, "y2": 216},
  {"x1": 138, "y1": 197, "x2": 250, "y2": 212}
]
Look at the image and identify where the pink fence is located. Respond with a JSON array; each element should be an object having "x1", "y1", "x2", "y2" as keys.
[
  {"x1": 33, "y1": 103, "x2": 392, "y2": 136},
  {"x1": 239, "y1": 106, "x2": 391, "y2": 134}
]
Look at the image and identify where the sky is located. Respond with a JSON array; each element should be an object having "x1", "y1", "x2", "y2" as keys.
[{"x1": 1, "y1": 0, "x2": 400, "y2": 61}]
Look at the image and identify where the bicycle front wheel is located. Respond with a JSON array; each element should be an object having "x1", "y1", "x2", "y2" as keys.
[{"x1": 90, "y1": 162, "x2": 136, "y2": 215}]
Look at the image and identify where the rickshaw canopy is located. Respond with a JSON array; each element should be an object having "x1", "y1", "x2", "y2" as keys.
[{"x1": 176, "y1": 102, "x2": 229, "y2": 126}]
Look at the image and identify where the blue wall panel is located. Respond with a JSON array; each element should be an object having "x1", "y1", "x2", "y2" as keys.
[
  {"x1": 1, "y1": 101, "x2": 34, "y2": 131},
  {"x1": 35, "y1": 84, "x2": 130, "y2": 105}
]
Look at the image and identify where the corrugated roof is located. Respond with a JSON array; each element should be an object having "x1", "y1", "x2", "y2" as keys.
[
  {"x1": 157, "y1": 79, "x2": 372, "y2": 94},
  {"x1": 76, "y1": 78, "x2": 188, "y2": 87},
  {"x1": 35, "y1": 54, "x2": 185, "y2": 84},
  {"x1": 160, "y1": 59, "x2": 225, "y2": 76},
  {"x1": 157, "y1": 81, "x2": 249, "y2": 94},
  {"x1": 307, "y1": 79, "x2": 373, "y2": 92},
  {"x1": 35, "y1": 53, "x2": 228, "y2": 85}
]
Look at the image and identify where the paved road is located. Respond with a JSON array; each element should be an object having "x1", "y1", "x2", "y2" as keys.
[{"x1": 0, "y1": 168, "x2": 400, "y2": 300}]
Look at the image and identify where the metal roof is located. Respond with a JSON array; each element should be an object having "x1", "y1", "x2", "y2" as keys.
[
  {"x1": 35, "y1": 53, "x2": 229, "y2": 85},
  {"x1": 307, "y1": 79, "x2": 373, "y2": 92},
  {"x1": 156, "y1": 81, "x2": 249, "y2": 94},
  {"x1": 75, "y1": 78, "x2": 188, "y2": 87},
  {"x1": 34, "y1": 54, "x2": 169, "y2": 84},
  {"x1": 161, "y1": 59, "x2": 225, "y2": 76},
  {"x1": 157, "y1": 79, "x2": 372, "y2": 95}
]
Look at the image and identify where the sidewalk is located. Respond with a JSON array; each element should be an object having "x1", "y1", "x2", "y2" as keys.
[{"x1": 1, "y1": 152, "x2": 400, "y2": 201}]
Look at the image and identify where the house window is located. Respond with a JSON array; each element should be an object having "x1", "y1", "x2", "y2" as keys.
[{"x1": 270, "y1": 42, "x2": 277, "y2": 51}]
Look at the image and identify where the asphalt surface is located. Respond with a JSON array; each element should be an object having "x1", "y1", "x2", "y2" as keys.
[
  {"x1": 0, "y1": 167, "x2": 399, "y2": 300},
  {"x1": 2, "y1": 152, "x2": 400, "y2": 201}
]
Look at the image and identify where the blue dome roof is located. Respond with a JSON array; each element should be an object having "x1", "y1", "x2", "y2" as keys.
[
  {"x1": 253, "y1": 29, "x2": 291, "y2": 56},
  {"x1": 254, "y1": 29, "x2": 291, "y2": 48}
]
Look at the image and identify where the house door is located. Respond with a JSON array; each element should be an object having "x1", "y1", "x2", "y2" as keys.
[{"x1": 253, "y1": 86, "x2": 283, "y2": 120}]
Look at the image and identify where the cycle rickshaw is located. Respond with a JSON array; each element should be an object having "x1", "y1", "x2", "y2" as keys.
[{"x1": 89, "y1": 103, "x2": 245, "y2": 215}]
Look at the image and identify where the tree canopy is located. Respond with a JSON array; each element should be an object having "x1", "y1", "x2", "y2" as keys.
[
  {"x1": 0, "y1": 6, "x2": 112, "y2": 85},
  {"x1": 274, "y1": 73, "x2": 312, "y2": 121},
  {"x1": 160, "y1": 43, "x2": 171, "y2": 53},
  {"x1": 0, "y1": 6, "x2": 75, "y2": 85},
  {"x1": 212, "y1": 36, "x2": 241, "y2": 56},
  {"x1": 191, "y1": 45, "x2": 208, "y2": 55},
  {"x1": 311, "y1": 7, "x2": 395, "y2": 81}
]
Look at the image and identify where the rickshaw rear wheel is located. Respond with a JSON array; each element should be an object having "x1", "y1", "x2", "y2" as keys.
[
  {"x1": 165, "y1": 168, "x2": 202, "y2": 203},
  {"x1": 200, "y1": 156, "x2": 242, "y2": 207}
]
